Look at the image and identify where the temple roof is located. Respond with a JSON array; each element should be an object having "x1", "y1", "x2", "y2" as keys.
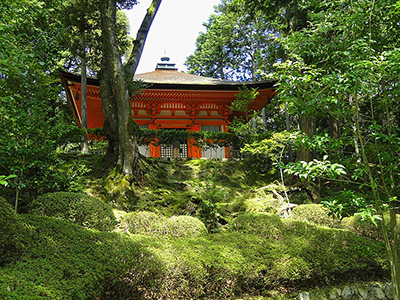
[
  {"x1": 134, "y1": 69, "x2": 276, "y2": 91},
  {"x1": 134, "y1": 69, "x2": 235, "y2": 85},
  {"x1": 59, "y1": 69, "x2": 276, "y2": 91}
]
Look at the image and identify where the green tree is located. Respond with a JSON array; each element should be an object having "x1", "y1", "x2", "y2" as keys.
[
  {"x1": 185, "y1": 0, "x2": 279, "y2": 81},
  {"x1": 0, "y1": 0, "x2": 81, "y2": 209},
  {"x1": 268, "y1": 0, "x2": 400, "y2": 297},
  {"x1": 62, "y1": 0, "x2": 132, "y2": 154},
  {"x1": 98, "y1": 0, "x2": 162, "y2": 176}
]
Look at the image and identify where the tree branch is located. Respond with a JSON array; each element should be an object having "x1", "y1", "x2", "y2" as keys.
[{"x1": 124, "y1": 0, "x2": 162, "y2": 79}]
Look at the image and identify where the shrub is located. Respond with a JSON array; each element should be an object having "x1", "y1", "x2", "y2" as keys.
[
  {"x1": 0, "y1": 198, "x2": 21, "y2": 266},
  {"x1": 291, "y1": 204, "x2": 340, "y2": 227},
  {"x1": 198, "y1": 187, "x2": 226, "y2": 233},
  {"x1": 162, "y1": 216, "x2": 207, "y2": 238},
  {"x1": 28, "y1": 192, "x2": 117, "y2": 231},
  {"x1": 122, "y1": 211, "x2": 165, "y2": 236},
  {"x1": 122, "y1": 212, "x2": 207, "y2": 238}
]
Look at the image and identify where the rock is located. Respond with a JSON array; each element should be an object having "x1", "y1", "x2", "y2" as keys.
[
  {"x1": 383, "y1": 282, "x2": 392, "y2": 299},
  {"x1": 341, "y1": 286, "x2": 355, "y2": 299},
  {"x1": 356, "y1": 286, "x2": 369, "y2": 299},
  {"x1": 299, "y1": 292, "x2": 310, "y2": 300},
  {"x1": 369, "y1": 284, "x2": 386, "y2": 300},
  {"x1": 290, "y1": 282, "x2": 392, "y2": 300},
  {"x1": 328, "y1": 288, "x2": 342, "y2": 299}
]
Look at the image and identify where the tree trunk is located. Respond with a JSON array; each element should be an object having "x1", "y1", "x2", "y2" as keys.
[
  {"x1": 284, "y1": 102, "x2": 293, "y2": 160},
  {"x1": 297, "y1": 115, "x2": 312, "y2": 162},
  {"x1": 81, "y1": 52, "x2": 89, "y2": 154},
  {"x1": 329, "y1": 116, "x2": 340, "y2": 139},
  {"x1": 380, "y1": 209, "x2": 400, "y2": 300},
  {"x1": 261, "y1": 106, "x2": 267, "y2": 132},
  {"x1": 99, "y1": 0, "x2": 162, "y2": 176}
]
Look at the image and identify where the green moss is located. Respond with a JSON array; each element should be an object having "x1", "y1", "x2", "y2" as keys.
[
  {"x1": 28, "y1": 192, "x2": 117, "y2": 231},
  {"x1": 0, "y1": 198, "x2": 22, "y2": 266},
  {"x1": 341, "y1": 214, "x2": 400, "y2": 241},
  {"x1": 103, "y1": 172, "x2": 138, "y2": 210},
  {"x1": 163, "y1": 216, "x2": 208, "y2": 238},
  {"x1": 0, "y1": 215, "x2": 143, "y2": 300},
  {"x1": 122, "y1": 211, "x2": 165, "y2": 235},
  {"x1": 0, "y1": 212, "x2": 389, "y2": 300},
  {"x1": 122, "y1": 211, "x2": 207, "y2": 238},
  {"x1": 292, "y1": 204, "x2": 340, "y2": 228}
]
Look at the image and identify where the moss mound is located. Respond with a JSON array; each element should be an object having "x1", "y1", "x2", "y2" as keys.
[
  {"x1": 341, "y1": 214, "x2": 400, "y2": 241},
  {"x1": 0, "y1": 212, "x2": 388, "y2": 300},
  {"x1": 0, "y1": 198, "x2": 22, "y2": 266},
  {"x1": 291, "y1": 204, "x2": 339, "y2": 227},
  {"x1": 122, "y1": 211, "x2": 207, "y2": 238},
  {"x1": 0, "y1": 215, "x2": 142, "y2": 300},
  {"x1": 28, "y1": 192, "x2": 117, "y2": 231},
  {"x1": 122, "y1": 211, "x2": 164, "y2": 235},
  {"x1": 163, "y1": 215, "x2": 208, "y2": 238}
]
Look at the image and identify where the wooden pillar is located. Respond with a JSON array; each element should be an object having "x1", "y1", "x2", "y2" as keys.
[
  {"x1": 223, "y1": 123, "x2": 230, "y2": 159},
  {"x1": 149, "y1": 124, "x2": 161, "y2": 158},
  {"x1": 188, "y1": 124, "x2": 202, "y2": 158}
]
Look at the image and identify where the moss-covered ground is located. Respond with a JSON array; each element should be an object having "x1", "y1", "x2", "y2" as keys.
[{"x1": 0, "y1": 155, "x2": 391, "y2": 299}]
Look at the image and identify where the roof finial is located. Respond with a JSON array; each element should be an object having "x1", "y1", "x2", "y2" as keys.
[{"x1": 156, "y1": 54, "x2": 177, "y2": 70}]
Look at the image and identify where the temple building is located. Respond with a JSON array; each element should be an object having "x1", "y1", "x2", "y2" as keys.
[{"x1": 60, "y1": 57, "x2": 276, "y2": 159}]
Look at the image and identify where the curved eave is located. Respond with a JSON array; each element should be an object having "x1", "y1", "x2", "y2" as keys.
[
  {"x1": 59, "y1": 69, "x2": 277, "y2": 91},
  {"x1": 138, "y1": 81, "x2": 276, "y2": 91},
  {"x1": 59, "y1": 69, "x2": 99, "y2": 86}
]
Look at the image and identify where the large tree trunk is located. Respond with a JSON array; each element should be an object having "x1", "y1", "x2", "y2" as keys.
[{"x1": 98, "y1": 0, "x2": 162, "y2": 176}]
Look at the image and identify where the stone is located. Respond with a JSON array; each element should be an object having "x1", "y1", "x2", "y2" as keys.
[
  {"x1": 342, "y1": 286, "x2": 355, "y2": 299},
  {"x1": 328, "y1": 288, "x2": 341, "y2": 299},
  {"x1": 383, "y1": 282, "x2": 393, "y2": 299},
  {"x1": 369, "y1": 284, "x2": 386, "y2": 300},
  {"x1": 356, "y1": 287, "x2": 369, "y2": 299},
  {"x1": 299, "y1": 292, "x2": 310, "y2": 300}
]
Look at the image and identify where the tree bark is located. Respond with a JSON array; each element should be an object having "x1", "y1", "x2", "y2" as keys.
[
  {"x1": 297, "y1": 115, "x2": 312, "y2": 162},
  {"x1": 329, "y1": 116, "x2": 340, "y2": 139},
  {"x1": 81, "y1": 52, "x2": 89, "y2": 154},
  {"x1": 99, "y1": 0, "x2": 162, "y2": 176}
]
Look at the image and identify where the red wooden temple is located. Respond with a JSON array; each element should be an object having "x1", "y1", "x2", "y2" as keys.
[{"x1": 60, "y1": 57, "x2": 276, "y2": 159}]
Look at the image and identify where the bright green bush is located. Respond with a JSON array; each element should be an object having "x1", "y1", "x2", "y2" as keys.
[
  {"x1": 28, "y1": 192, "x2": 117, "y2": 231},
  {"x1": 162, "y1": 216, "x2": 207, "y2": 238},
  {"x1": 122, "y1": 211, "x2": 165, "y2": 235},
  {"x1": 0, "y1": 198, "x2": 21, "y2": 266},
  {"x1": 291, "y1": 204, "x2": 340, "y2": 227},
  {"x1": 122, "y1": 212, "x2": 207, "y2": 238}
]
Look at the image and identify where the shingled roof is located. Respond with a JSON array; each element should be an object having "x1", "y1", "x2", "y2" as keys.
[
  {"x1": 132, "y1": 56, "x2": 276, "y2": 90},
  {"x1": 134, "y1": 69, "x2": 233, "y2": 85},
  {"x1": 59, "y1": 56, "x2": 276, "y2": 91}
]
